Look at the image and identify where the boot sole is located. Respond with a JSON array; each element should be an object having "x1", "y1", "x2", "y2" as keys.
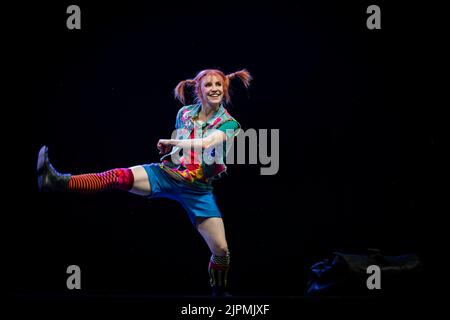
[{"x1": 37, "y1": 145, "x2": 48, "y2": 191}]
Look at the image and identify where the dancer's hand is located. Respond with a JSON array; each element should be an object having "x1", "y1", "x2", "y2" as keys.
[{"x1": 157, "y1": 139, "x2": 173, "y2": 155}]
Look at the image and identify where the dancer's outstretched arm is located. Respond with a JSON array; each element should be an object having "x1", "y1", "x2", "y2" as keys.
[{"x1": 157, "y1": 130, "x2": 227, "y2": 155}]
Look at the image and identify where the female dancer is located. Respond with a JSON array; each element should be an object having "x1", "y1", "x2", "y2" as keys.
[{"x1": 37, "y1": 68, "x2": 252, "y2": 296}]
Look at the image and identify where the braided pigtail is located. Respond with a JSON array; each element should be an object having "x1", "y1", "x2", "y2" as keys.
[
  {"x1": 226, "y1": 69, "x2": 252, "y2": 88},
  {"x1": 174, "y1": 79, "x2": 197, "y2": 104},
  {"x1": 222, "y1": 69, "x2": 252, "y2": 103}
]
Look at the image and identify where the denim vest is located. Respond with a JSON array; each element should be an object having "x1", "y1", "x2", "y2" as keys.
[{"x1": 161, "y1": 103, "x2": 240, "y2": 181}]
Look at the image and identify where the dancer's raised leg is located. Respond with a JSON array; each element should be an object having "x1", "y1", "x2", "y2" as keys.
[{"x1": 37, "y1": 145, "x2": 151, "y2": 195}]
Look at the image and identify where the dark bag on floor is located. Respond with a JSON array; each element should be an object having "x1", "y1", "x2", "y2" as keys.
[{"x1": 306, "y1": 249, "x2": 423, "y2": 295}]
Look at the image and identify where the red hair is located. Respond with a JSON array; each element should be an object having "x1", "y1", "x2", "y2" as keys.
[{"x1": 174, "y1": 69, "x2": 252, "y2": 105}]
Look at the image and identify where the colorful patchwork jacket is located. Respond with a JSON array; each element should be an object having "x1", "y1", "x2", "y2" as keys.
[{"x1": 160, "y1": 103, "x2": 241, "y2": 187}]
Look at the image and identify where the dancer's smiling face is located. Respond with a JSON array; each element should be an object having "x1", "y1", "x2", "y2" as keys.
[{"x1": 200, "y1": 74, "x2": 224, "y2": 108}]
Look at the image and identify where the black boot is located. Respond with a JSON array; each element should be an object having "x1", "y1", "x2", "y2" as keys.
[
  {"x1": 211, "y1": 286, "x2": 232, "y2": 297},
  {"x1": 37, "y1": 145, "x2": 71, "y2": 192}
]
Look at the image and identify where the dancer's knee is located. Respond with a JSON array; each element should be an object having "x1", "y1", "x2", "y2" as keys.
[
  {"x1": 212, "y1": 244, "x2": 229, "y2": 257},
  {"x1": 129, "y1": 165, "x2": 151, "y2": 196}
]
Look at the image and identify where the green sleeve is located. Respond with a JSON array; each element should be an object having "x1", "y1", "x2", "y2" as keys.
[{"x1": 217, "y1": 120, "x2": 240, "y2": 139}]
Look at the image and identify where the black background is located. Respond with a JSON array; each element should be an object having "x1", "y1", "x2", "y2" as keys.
[{"x1": 10, "y1": 0, "x2": 443, "y2": 315}]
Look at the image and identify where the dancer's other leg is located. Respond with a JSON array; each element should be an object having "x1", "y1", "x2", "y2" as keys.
[{"x1": 196, "y1": 217, "x2": 231, "y2": 296}]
